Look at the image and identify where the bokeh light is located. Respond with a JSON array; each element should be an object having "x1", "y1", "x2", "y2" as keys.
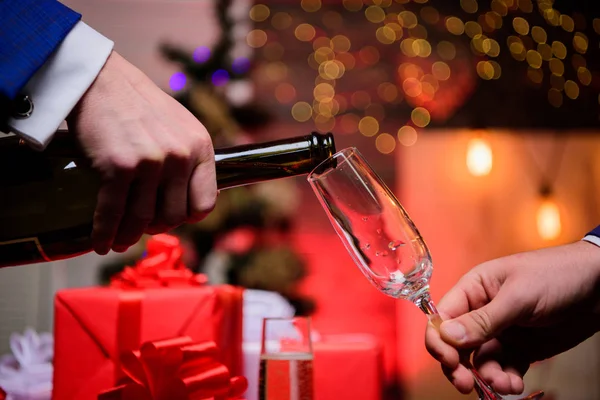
[
  {"x1": 573, "y1": 32, "x2": 589, "y2": 54},
  {"x1": 549, "y1": 58, "x2": 564, "y2": 75},
  {"x1": 578, "y1": 67, "x2": 592, "y2": 86},
  {"x1": 232, "y1": 57, "x2": 251, "y2": 74},
  {"x1": 398, "y1": 126, "x2": 418, "y2": 146},
  {"x1": 376, "y1": 133, "x2": 396, "y2": 154},
  {"x1": 445, "y1": 16, "x2": 465, "y2": 35},
  {"x1": 211, "y1": 69, "x2": 229, "y2": 86},
  {"x1": 366, "y1": 6, "x2": 386, "y2": 23},
  {"x1": 275, "y1": 83, "x2": 297, "y2": 103},
  {"x1": 526, "y1": 50, "x2": 542, "y2": 69},
  {"x1": 271, "y1": 12, "x2": 292, "y2": 30},
  {"x1": 343, "y1": 0, "x2": 363, "y2": 12},
  {"x1": 301, "y1": 0, "x2": 321, "y2": 12},
  {"x1": 250, "y1": 4, "x2": 270, "y2": 22},
  {"x1": 295, "y1": 24, "x2": 316, "y2": 41},
  {"x1": 398, "y1": 11, "x2": 418, "y2": 29},
  {"x1": 432, "y1": 61, "x2": 451, "y2": 81},
  {"x1": 169, "y1": 72, "x2": 186, "y2": 91},
  {"x1": 437, "y1": 41, "x2": 457, "y2": 60},
  {"x1": 314, "y1": 82, "x2": 335, "y2": 101},
  {"x1": 377, "y1": 82, "x2": 399, "y2": 102},
  {"x1": 531, "y1": 26, "x2": 547, "y2": 44},
  {"x1": 331, "y1": 35, "x2": 351, "y2": 52},
  {"x1": 564, "y1": 80, "x2": 579, "y2": 99},
  {"x1": 358, "y1": 116, "x2": 379, "y2": 137},
  {"x1": 460, "y1": 0, "x2": 478, "y2": 14},
  {"x1": 291, "y1": 102, "x2": 313, "y2": 122},
  {"x1": 411, "y1": 107, "x2": 431, "y2": 127},
  {"x1": 247, "y1": 30, "x2": 268, "y2": 48},
  {"x1": 193, "y1": 46, "x2": 211, "y2": 63},
  {"x1": 547, "y1": 88, "x2": 563, "y2": 108},
  {"x1": 513, "y1": 17, "x2": 530, "y2": 35}
]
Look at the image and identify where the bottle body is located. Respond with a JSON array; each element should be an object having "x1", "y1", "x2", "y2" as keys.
[{"x1": 0, "y1": 131, "x2": 335, "y2": 267}]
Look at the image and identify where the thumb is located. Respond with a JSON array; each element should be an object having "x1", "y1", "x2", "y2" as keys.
[{"x1": 439, "y1": 290, "x2": 522, "y2": 348}]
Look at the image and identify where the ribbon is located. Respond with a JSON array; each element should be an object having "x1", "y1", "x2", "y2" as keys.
[
  {"x1": 0, "y1": 328, "x2": 53, "y2": 400},
  {"x1": 0, "y1": 387, "x2": 6, "y2": 400},
  {"x1": 110, "y1": 234, "x2": 208, "y2": 289},
  {"x1": 110, "y1": 234, "x2": 207, "y2": 383},
  {"x1": 98, "y1": 337, "x2": 247, "y2": 400}
]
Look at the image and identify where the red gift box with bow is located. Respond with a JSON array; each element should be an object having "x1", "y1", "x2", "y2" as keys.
[
  {"x1": 98, "y1": 336, "x2": 247, "y2": 400},
  {"x1": 52, "y1": 235, "x2": 244, "y2": 400}
]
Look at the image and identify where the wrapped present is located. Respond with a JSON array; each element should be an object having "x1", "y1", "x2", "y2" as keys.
[
  {"x1": 243, "y1": 334, "x2": 384, "y2": 400},
  {"x1": 53, "y1": 234, "x2": 243, "y2": 400},
  {"x1": 0, "y1": 329, "x2": 53, "y2": 400},
  {"x1": 98, "y1": 336, "x2": 247, "y2": 400}
]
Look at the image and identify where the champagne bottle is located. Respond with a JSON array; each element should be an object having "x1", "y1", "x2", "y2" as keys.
[{"x1": 0, "y1": 130, "x2": 336, "y2": 268}]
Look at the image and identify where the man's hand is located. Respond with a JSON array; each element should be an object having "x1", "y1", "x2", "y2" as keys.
[
  {"x1": 67, "y1": 51, "x2": 217, "y2": 255},
  {"x1": 425, "y1": 240, "x2": 600, "y2": 395}
]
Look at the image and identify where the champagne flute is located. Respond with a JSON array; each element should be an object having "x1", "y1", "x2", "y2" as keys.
[
  {"x1": 307, "y1": 147, "x2": 544, "y2": 400},
  {"x1": 259, "y1": 317, "x2": 314, "y2": 400}
]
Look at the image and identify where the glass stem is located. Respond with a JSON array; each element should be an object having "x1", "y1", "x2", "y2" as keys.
[{"x1": 413, "y1": 290, "x2": 502, "y2": 400}]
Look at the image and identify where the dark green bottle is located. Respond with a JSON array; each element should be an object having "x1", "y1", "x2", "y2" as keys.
[{"x1": 0, "y1": 130, "x2": 336, "y2": 267}]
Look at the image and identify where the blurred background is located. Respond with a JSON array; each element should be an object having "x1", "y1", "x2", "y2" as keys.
[{"x1": 1, "y1": 0, "x2": 600, "y2": 399}]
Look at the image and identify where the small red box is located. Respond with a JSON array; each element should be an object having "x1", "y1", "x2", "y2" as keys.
[{"x1": 52, "y1": 285, "x2": 243, "y2": 400}]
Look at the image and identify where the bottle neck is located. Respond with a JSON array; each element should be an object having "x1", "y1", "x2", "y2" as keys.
[
  {"x1": 3, "y1": 130, "x2": 337, "y2": 189},
  {"x1": 214, "y1": 132, "x2": 336, "y2": 189}
]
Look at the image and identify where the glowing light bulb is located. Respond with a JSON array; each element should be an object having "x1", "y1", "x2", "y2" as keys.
[
  {"x1": 537, "y1": 197, "x2": 561, "y2": 240},
  {"x1": 466, "y1": 137, "x2": 493, "y2": 176}
]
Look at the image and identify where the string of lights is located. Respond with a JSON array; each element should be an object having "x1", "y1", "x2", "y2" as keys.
[{"x1": 248, "y1": 0, "x2": 598, "y2": 154}]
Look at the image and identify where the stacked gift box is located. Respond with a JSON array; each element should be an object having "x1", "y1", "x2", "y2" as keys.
[{"x1": 0, "y1": 234, "x2": 384, "y2": 400}]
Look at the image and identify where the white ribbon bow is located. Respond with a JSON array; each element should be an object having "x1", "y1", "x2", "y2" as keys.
[{"x1": 0, "y1": 328, "x2": 53, "y2": 400}]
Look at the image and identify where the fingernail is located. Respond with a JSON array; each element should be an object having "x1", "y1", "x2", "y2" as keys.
[{"x1": 442, "y1": 321, "x2": 466, "y2": 343}]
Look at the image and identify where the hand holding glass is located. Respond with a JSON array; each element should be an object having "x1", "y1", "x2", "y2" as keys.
[{"x1": 307, "y1": 148, "x2": 544, "y2": 400}]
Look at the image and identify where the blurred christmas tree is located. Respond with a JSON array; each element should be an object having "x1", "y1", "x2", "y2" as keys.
[{"x1": 99, "y1": 0, "x2": 315, "y2": 316}]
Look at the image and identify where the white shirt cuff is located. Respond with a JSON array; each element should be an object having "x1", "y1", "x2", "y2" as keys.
[
  {"x1": 7, "y1": 21, "x2": 114, "y2": 151},
  {"x1": 582, "y1": 235, "x2": 600, "y2": 248}
]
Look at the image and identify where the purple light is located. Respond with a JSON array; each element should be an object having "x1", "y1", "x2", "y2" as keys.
[
  {"x1": 169, "y1": 72, "x2": 187, "y2": 91},
  {"x1": 212, "y1": 69, "x2": 230, "y2": 86},
  {"x1": 232, "y1": 57, "x2": 251, "y2": 74},
  {"x1": 193, "y1": 46, "x2": 211, "y2": 63}
]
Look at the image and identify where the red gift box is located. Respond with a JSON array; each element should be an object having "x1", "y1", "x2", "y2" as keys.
[
  {"x1": 52, "y1": 235, "x2": 243, "y2": 400},
  {"x1": 313, "y1": 336, "x2": 384, "y2": 400}
]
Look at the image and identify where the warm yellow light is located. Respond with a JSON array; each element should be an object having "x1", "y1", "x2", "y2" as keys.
[
  {"x1": 466, "y1": 137, "x2": 493, "y2": 176},
  {"x1": 537, "y1": 198, "x2": 561, "y2": 240}
]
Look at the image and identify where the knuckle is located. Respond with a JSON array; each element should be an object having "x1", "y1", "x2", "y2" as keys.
[
  {"x1": 471, "y1": 309, "x2": 494, "y2": 338},
  {"x1": 98, "y1": 156, "x2": 137, "y2": 178},
  {"x1": 190, "y1": 195, "x2": 217, "y2": 221},
  {"x1": 191, "y1": 133, "x2": 214, "y2": 162},
  {"x1": 166, "y1": 146, "x2": 192, "y2": 163}
]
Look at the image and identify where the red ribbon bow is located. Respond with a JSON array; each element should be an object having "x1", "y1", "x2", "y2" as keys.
[
  {"x1": 98, "y1": 337, "x2": 248, "y2": 400},
  {"x1": 110, "y1": 234, "x2": 207, "y2": 288},
  {"x1": 0, "y1": 387, "x2": 6, "y2": 400}
]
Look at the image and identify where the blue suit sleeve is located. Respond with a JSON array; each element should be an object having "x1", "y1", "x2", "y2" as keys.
[
  {"x1": 0, "y1": 0, "x2": 81, "y2": 100},
  {"x1": 585, "y1": 225, "x2": 600, "y2": 238}
]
